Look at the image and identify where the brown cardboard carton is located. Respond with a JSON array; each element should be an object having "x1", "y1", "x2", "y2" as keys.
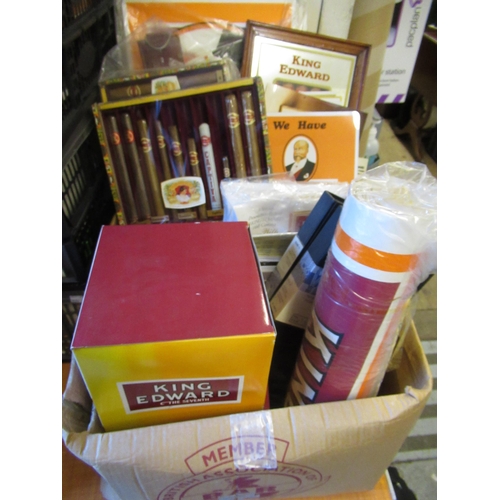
[{"x1": 63, "y1": 322, "x2": 431, "y2": 499}]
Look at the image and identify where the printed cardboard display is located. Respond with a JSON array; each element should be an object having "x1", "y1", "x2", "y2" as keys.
[
  {"x1": 71, "y1": 222, "x2": 276, "y2": 431},
  {"x1": 266, "y1": 111, "x2": 359, "y2": 182},
  {"x1": 63, "y1": 322, "x2": 432, "y2": 499},
  {"x1": 377, "y1": 0, "x2": 434, "y2": 104}
]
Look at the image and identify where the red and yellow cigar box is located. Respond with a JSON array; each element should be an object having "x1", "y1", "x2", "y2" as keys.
[{"x1": 71, "y1": 222, "x2": 276, "y2": 431}]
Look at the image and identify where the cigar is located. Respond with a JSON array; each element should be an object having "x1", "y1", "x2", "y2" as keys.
[
  {"x1": 225, "y1": 94, "x2": 247, "y2": 178},
  {"x1": 154, "y1": 119, "x2": 179, "y2": 222},
  {"x1": 199, "y1": 123, "x2": 222, "y2": 211},
  {"x1": 154, "y1": 120, "x2": 173, "y2": 182},
  {"x1": 241, "y1": 91, "x2": 262, "y2": 176},
  {"x1": 187, "y1": 138, "x2": 208, "y2": 220},
  {"x1": 168, "y1": 125, "x2": 185, "y2": 177},
  {"x1": 137, "y1": 119, "x2": 165, "y2": 217},
  {"x1": 108, "y1": 116, "x2": 138, "y2": 223},
  {"x1": 122, "y1": 113, "x2": 151, "y2": 221}
]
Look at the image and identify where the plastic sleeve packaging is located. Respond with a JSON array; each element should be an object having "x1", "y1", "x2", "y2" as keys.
[
  {"x1": 230, "y1": 411, "x2": 278, "y2": 471},
  {"x1": 114, "y1": 0, "x2": 309, "y2": 43},
  {"x1": 221, "y1": 174, "x2": 349, "y2": 236},
  {"x1": 286, "y1": 162, "x2": 437, "y2": 405},
  {"x1": 99, "y1": 19, "x2": 242, "y2": 83}
]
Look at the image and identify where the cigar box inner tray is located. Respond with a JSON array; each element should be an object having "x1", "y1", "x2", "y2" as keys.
[
  {"x1": 99, "y1": 60, "x2": 231, "y2": 103},
  {"x1": 94, "y1": 77, "x2": 271, "y2": 225}
]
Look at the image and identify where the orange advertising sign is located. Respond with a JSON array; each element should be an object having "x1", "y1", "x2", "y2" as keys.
[
  {"x1": 267, "y1": 112, "x2": 360, "y2": 182},
  {"x1": 123, "y1": 1, "x2": 295, "y2": 32}
]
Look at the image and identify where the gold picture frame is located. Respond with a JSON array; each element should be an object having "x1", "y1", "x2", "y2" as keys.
[{"x1": 241, "y1": 21, "x2": 370, "y2": 110}]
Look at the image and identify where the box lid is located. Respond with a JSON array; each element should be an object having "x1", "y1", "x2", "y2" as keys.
[{"x1": 72, "y1": 222, "x2": 273, "y2": 348}]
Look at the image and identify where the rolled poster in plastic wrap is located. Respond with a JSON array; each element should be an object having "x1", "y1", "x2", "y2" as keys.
[{"x1": 286, "y1": 162, "x2": 437, "y2": 405}]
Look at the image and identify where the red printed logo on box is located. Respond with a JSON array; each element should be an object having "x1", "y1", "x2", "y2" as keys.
[{"x1": 118, "y1": 377, "x2": 244, "y2": 413}]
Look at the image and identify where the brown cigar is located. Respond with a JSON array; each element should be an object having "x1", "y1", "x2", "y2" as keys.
[
  {"x1": 108, "y1": 116, "x2": 138, "y2": 223},
  {"x1": 121, "y1": 113, "x2": 151, "y2": 221},
  {"x1": 168, "y1": 125, "x2": 185, "y2": 177},
  {"x1": 187, "y1": 138, "x2": 207, "y2": 220},
  {"x1": 153, "y1": 119, "x2": 179, "y2": 222},
  {"x1": 137, "y1": 119, "x2": 165, "y2": 217},
  {"x1": 241, "y1": 91, "x2": 262, "y2": 176},
  {"x1": 225, "y1": 94, "x2": 247, "y2": 178},
  {"x1": 154, "y1": 120, "x2": 173, "y2": 182}
]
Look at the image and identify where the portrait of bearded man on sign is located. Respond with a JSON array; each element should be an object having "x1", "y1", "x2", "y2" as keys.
[{"x1": 285, "y1": 138, "x2": 316, "y2": 180}]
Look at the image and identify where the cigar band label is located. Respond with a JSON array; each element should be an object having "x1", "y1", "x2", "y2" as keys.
[
  {"x1": 157, "y1": 134, "x2": 166, "y2": 149},
  {"x1": 227, "y1": 112, "x2": 240, "y2": 128},
  {"x1": 126, "y1": 85, "x2": 141, "y2": 97},
  {"x1": 189, "y1": 150, "x2": 198, "y2": 165},
  {"x1": 118, "y1": 376, "x2": 243, "y2": 413},
  {"x1": 151, "y1": 76, "x2": 180, "y2": 94},
  {"x1": 125, "y1": 130, "x2": 134, "y2": 143},
  {"x1": 244, "y1": 109, "x2": 256, "y2": 125},
  {"x1": 111, "y1": 132, "x2": 120, "y2": 146},
  {"x1": 141, "y1": 137, "x2": 151, "y2": 152},
  {"x1": 201, "y1": 135, "x2": 211, "y2": 147},
  {"x1": 161, "y1": 176, "x2": 206, "y2": 209},
  {"x1": 172, "y1": 141, "x2": 182, "y2": 156}
]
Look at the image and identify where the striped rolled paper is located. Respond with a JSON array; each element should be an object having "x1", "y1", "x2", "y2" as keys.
[{"x1": 286, "y1": 162, "x2": 437, "y2": 405}]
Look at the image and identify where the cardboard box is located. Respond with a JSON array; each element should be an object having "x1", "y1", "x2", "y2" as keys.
[
  {"x1": 347, "y1": 0, "x2": 395, "y2": 154},
  {"x1": 376, "y1": 0, "x2": 434, "y2": 104},
  {"x1": 71, "y1": 222, "x2": 276, "y2": 431},
  {"x1": 63, "y1": 321, "x2": 432, "y2": 499},
  {"x1": 265, "y1": 191, "x2": 344, "y2": 300},
  {"x1": 252, "y1": 232, "x2": 296, "y2": 280}
]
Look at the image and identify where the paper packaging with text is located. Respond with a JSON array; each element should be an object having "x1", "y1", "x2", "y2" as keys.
[
  {"x1": 267, "y1": 111, "x2": 359, "y2": 182},
  {"x1": 63, "y1": 320, "x2": 432, "y2": 499},
  {"x1": 71, "y1": 222, "x2": 276, "y2": 431},
  {"x1": 286, "y1": 162, "x2": 437, "y2": 406},
  {"x1": 377, "y1": 0, "x2": 433, "y2": 103}
]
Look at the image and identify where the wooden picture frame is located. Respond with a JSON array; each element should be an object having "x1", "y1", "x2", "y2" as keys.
[{"x1": 241, "y1": 21, "x2": 370, "y2": 111}]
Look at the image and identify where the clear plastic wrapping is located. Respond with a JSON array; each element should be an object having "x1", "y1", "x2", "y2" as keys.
[
  {"x1": 286, "y1": 162, "x2": 437, "y2": 405},
  {"x1": 114, "y1": 0, "x2": 308, "y2": 43},
  {"x1": 99, "y1": 19, "x2": 242, "y2": 101},
  {"x1": 221, "y1": 174, "x2": 349, "y2": 235}
]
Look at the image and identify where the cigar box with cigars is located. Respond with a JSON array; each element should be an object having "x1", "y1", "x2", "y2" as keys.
[
  {"x1": 99, "y1": 59, "x2": 234, "y2": 103},
  {"x1": 71, "y1": 222, "x2": 276, "y2": 432},
  {"x1": 93, "y1": 77, "x2": 272, "y2": 225}
]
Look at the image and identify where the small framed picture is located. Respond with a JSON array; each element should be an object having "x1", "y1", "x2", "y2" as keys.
[{"x1": 241, "y1": 21, "x2": 370, "y2": 110}]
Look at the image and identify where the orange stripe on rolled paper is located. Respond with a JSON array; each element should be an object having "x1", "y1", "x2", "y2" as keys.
[{"x1": 334, "y1": 225, "x2": 418, "y2": 273}]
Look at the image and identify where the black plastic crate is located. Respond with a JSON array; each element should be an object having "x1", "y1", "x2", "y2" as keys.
[
  {"x1": 63, "y1": 113, "x2": 107, "y2": 237},
  {"x1": 62, "y1": 1, "x2": 115, "y2": 133},
  {"x1": 62, "y1": 285, "x2": 85, "y2": 361},
  {"x1": 63, "y1": 176, "x2": 116, "y2": 284},
  {"x1": 63, "y1": 0, "x2": 98, "y2": 31}
]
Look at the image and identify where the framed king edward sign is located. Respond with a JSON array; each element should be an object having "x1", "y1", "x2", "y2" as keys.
[{"x1": 241, "y1": 21, "x2": 370, "y2": 109}]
